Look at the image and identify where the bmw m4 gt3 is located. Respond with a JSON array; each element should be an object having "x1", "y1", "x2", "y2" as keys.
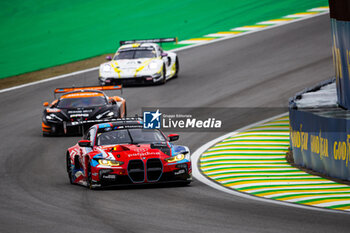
[{"x1": 66, "y1": 119, "x2": 192, "y2": 189}]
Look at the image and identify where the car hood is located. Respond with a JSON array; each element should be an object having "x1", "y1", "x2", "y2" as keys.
[
  {"x1": 109, "y1": 58, "x2": 158, "y2": 69},
  {"x1": 46, "y1": 105, "x2": 115, "y2": 121},
  {"x1": 95, "y1": 143, "x2": 171, "y2": 161}
]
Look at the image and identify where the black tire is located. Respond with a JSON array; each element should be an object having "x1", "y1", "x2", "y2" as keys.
[
  {"x1": 66, "y1": 154, "x2": 73, "y2": 184},
  {"x1": 86, "y1": 163, "x2": 95, "y2": 190},
  {"x1": 181, "y1": 181, "x2": 192, "y2": 186},
  {"x1": 173, "y1": 57, "x2": 179, "y2": 78},
  {"x1": 158, "y1": 65, "x2": 166, "y2": 85}
]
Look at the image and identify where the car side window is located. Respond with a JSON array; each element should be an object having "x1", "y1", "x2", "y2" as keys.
[{"x1": 158, "y1": 47, "x2": 163, "y2": 57}]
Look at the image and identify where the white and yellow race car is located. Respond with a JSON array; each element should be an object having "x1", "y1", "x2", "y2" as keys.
[{"x1": 99, "y1": 38, "x2": 179, "y2": 85}]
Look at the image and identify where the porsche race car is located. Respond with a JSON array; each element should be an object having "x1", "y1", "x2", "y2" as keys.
[
  {"x1": 66, "y1": 119, "x2": 191, "y2": 189},
  {"x1": 42, "y1": 85, "x2": 126, "y2": 136},
  {"x1": 99, "y1": 38, "x2": 179, "y2": 85}
]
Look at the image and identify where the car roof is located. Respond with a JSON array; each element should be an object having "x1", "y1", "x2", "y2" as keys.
[
  {"x1": 119, "y1": 43, "x2": 158, "y2": 50},
  {"x1": 96, "y1": 120, "x2": 143, "y2": 129}
]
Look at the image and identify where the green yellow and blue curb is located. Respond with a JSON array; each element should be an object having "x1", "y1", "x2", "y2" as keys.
[{"x1": 192, "y1": 113, "x2": 350, "y2": 213}]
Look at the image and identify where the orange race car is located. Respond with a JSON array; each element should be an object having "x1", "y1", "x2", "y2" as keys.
[{"x1": 42, "y1": 85, "x2": 126, "y2": 136}]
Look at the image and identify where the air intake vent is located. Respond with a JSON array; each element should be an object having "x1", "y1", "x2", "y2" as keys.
[
  {"x1": 147, "y1": 158, "x2": 163, "y2": 181},
  {"x1": 128, "y1": 160, "x2": 144, "y2": 183}
]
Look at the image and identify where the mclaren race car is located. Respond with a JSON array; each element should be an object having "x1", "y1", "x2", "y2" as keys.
[
  {"x1": 42, "y1": 85, "x2": 126, "y2": 136},
  {"x1": 99, "y1": 38, "x2": 179, "y2": 85},
  {"x1": 66, "y1": 119, "x2": 191, "y2": 189}
]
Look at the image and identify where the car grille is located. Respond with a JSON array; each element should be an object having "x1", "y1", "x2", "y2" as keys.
[
  {"x1": 127, "y1": 159, "x2": 163, "y2": 183},
  {"x1": 146, "y1": 159, "x2": 163, "y2": 181},
  {"x1": 127, "y1": 160, "x2": 145, "y2": 182}
]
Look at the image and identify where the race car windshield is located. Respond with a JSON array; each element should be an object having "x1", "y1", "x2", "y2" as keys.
[
  {"x1": 97, "y1": 128, "x2": 166, "y2": 146},
  {"x1": 114, "y1": 49, "x2": 156, "y2": 60},
  {"x1": 57, "y1": 96, "x2": 107, "y2": 108}
]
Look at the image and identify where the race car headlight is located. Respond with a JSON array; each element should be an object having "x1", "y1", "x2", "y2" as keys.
[
  {"x1": 96, "y1": 111, "x2": 114, "y2": 119},
  {"x1": 107, "y1": 112, "x2": 114, "y2": 117},
  {"x1": 46, "y1": 114, "x2": 63, "y2": 121},
  {"x1": 148, "y1": 61, "x2": 158, "y2": 70},
  {"x1": 165, "y1": 154, "x2": 185, "y2": 163},
  {"x1": 98, "y1": 159, "x2": 124, "y2": 166},
  {"x1": 102, "y1": 64, "x2": 112, "y2": 72}
]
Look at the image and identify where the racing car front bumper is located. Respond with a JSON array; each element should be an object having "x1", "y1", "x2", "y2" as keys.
[
  {"x1": 99, "y1": 74, "x2": 162, "y2": 85},
  {"x1": 90, "y1": 160, "x2": 192, "y2": 188}
]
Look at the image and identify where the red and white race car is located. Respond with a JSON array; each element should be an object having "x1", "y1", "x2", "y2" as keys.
[{"x1": 66, "y1": 119, "x2": 191, "y2": 189}]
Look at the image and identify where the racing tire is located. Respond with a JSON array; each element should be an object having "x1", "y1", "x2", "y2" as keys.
[
  {"x1": 42, "y1": 131, "x2": 50, "y2": 137},
  {"x1": 123, "y1": 104, "x2": 127, "y2": 118},
  {"x1": 173, "y1": 57, "x2": 179, "y2": 78},
  {"x1": 99, "y1": 78, "x2": 106, "y2": 86},
  {"x1": 87, "y1": 163, "x2": 96, "y2": 190},
  {"x1": 183, "y1": 180, "x2": 191, "y2": 186},
  {"x1": 66, "y1": 154, "x2": 73, "y2": 184},
  {"x1": 158, "y1": 65, "x2": 166, "y2": 85}
]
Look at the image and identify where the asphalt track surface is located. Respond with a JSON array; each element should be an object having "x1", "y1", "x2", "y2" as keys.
[{"x1": 1, "y1": 15, "x2": 348, "y2": 233}]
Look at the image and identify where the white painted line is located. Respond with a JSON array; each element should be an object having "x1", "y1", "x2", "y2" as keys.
[
  {"x1": 211, "y1": 174, "x2": 310, "y2": 179},
  {"x1": 308, "y1": 7, "x2": 329, "y2": 12},
  {"x1": 284, "y1": 13, "x2": 317, "y2": 18},
  {"x1": 205, "y1": 171, "x2": 305, "y2": 176},
  {"x1": 245, "y1": 185, "x2": 350, "y2": 193},
  {"x1": 231, "y1": 26, "x2": 267, "y2": 31},
  {"x1": 222, "y1": 136, "x2": 289, "y2": 140},
  {"x1": 266, "y1": 191, "x2": 350, "y2": 198},
  {"x1": 317, "y1": 201, "x2": 350, "y2": 208},
  {"x1": 230, "y1": 181, "x2": 335, "y2": 189},
  {"x1": 281, "y1": 195, "x2": 350, "y2": 202},
  {"x1": 237, "y1": 132, "x2": 290, "y2": 135},
  {"x1": 257, "y1": 20, "x2": 292, "y2": 25},
  {"x1": 204, "y1": 33, "x2": 226, "y2": 37},
  {"x1": 0, "y1": 67, "x2": 99, "y2": 94},
  {"x1": 192, "y1": 112, "x2": 350, "y2": 214},
  {"x1": 221, "y1": 176, "x2": 324, "y2": 182},
  {"x1": 0, "y1": 11, "x2": 329, "y2": 94}
]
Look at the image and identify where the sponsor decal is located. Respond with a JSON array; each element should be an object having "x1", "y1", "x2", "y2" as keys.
[
  {"x1": 174, "y1": 169, "x2": 185, "y2": 175},
  {"x1": 68, "y1": 109, "x2": 93, "y2": 114},
  {"x1": 102, "y1": 174, "x2": 116, "y2": 179},
  {"x1": 70, "y1": 113, "x2": 89, "y2": 117},
  {"x1": 128, "y1": 151, "x2": 161, "y2": 157}
]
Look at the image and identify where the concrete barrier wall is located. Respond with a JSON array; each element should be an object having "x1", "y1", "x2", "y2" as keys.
[{"x1": 289, "y1": 108, "x2": 350, "y2": 181}]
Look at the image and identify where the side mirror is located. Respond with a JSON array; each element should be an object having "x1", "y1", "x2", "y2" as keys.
[
  {"x1": 161, "y1": 52, "x2": 168, "y2": 57},
  {"x1": 106, "y1": 56, "x2": 112, "y2": 61},
  {"x1": 168, "y1": 134, "x2": 179, "y2": 142},
  {"x1": 43, "y1": 102, "x2": 49, "y2": 107},
  {"x1": 78, "y1": 140, "x2": 92, "y2": 147},
  {"x1": 109, "y1": 98, "x2": 116, "y2": 105}
]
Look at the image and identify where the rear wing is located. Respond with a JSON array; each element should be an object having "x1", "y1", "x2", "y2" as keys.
[
  {"x1": 119, "y1": 37, "x2": 178, "y2": 46},
  {"x1": 54, "y1": 85, "x2": 122, "y2": 98},
  {"x1": 70, "y1": 116, "x2": 143, "y2": 126}
]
